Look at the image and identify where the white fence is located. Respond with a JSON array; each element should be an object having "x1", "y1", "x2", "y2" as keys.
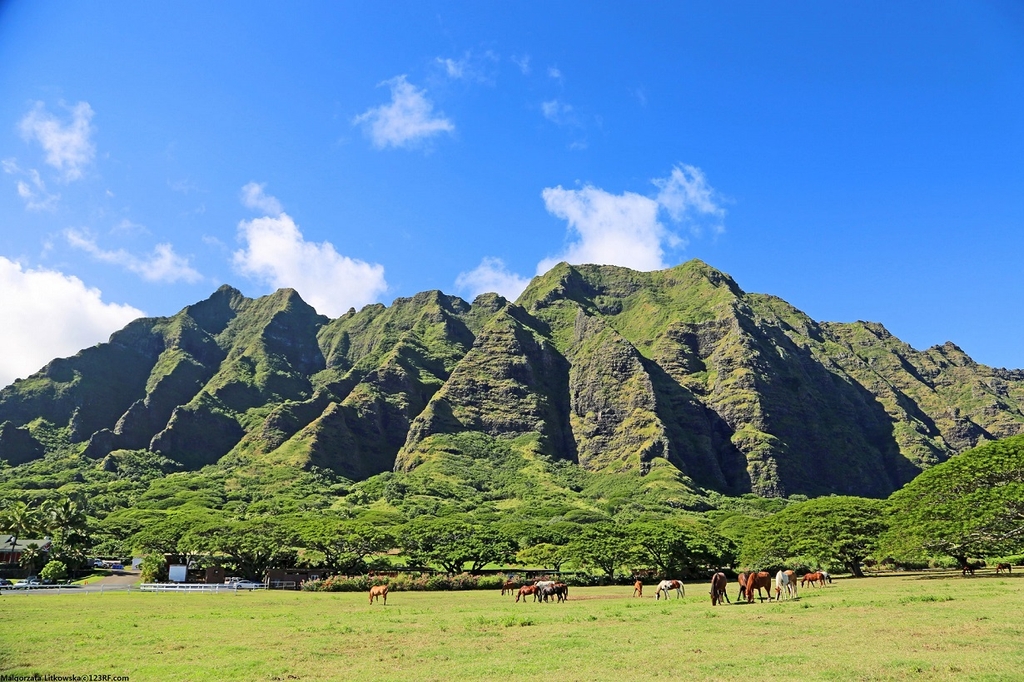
[{"x1": 139, "y1": 583, "x2": 266, "y2": 592}]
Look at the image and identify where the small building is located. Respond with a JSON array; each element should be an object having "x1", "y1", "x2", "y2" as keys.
[
  {"x1": 265, "y1": 568, "x2": 323, "y2": 589},
  {"x1": 0, "y1": 536, "x2": 51, "y2": 565}
]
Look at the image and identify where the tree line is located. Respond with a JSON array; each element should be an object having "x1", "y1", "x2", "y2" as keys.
[{"x1": 4, "y1": 434, "x2": 1022, "y2": 582}]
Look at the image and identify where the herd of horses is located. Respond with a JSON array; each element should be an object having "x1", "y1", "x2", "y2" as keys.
[
  {"x1": 505, "y1": 580, "x2": 569, "y2": 603},
  {"x1": 368, "y1": 562, "x2": 1015, "y2": 606}
]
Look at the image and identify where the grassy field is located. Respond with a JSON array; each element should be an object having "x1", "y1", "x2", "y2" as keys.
[{"x1": 2, "y1": 571, "x2": 1022, "y2": 681}]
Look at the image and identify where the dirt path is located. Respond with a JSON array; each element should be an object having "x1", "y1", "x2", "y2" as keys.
[{"x1": 82, "y1": 569, "x2": 141, "y2": 588}]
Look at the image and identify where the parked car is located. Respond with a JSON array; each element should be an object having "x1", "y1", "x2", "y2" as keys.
[
  {"x1": 231, "y1": 580, "x2": 265, "y2": 590},
  {"x1": 12, "y1": 578, "x2": 41, "y2": 589},
  {"x1": 0, "y1": 578, "x2": 12, "y2": 589}
]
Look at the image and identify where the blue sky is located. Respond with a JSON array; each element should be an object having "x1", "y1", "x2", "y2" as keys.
[{"x1": 1, "y1": 1, "x2": 1022, "y2": 386}]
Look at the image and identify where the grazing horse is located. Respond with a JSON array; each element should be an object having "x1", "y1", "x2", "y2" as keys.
[
  {"x1": 995, "y1": 563, "x2": 1012, "y2": 575},
  {"x1": 655, "y1": 579, "x2": 685, "y2": 600},
  {"x1": 515, "y1": 585, "x2": 538, "y2": 603},
  {"x1": 801, "y1": 572, "x2": 825, "y2": 588},
  {"x1": 736, "y1": 572, "x2": 750, "y2": 602},
  {"x1": 369, "y1": 584, "x2": 388, "y2": 606},
  {"x1": 820, "y1": 571, "x2": 832, "y2": 584},
  {"x1": 785, "y1": 570, "x2": 798, "y2": 597},
  {"x1": 710, "y1": 572, "x2": 730, "y2": 606},
  {"x1": 960, "y1": 561, "x2": 984, "y2": 577},
  {"x1": 501, "y1": 580, "x2": 519, "y2": 596},
  {"x1": 552, "y1": 583, "x2": 569, "y2": 603},
  {"x1": 745, "y1": 571, "x2": 774, "y2": 603},
  {"x1": 774, "y1": 570, "x2": 794, "y2": 600},
  {"x1": 633, "y1": 580, "x2": 644, "y2": 598}
]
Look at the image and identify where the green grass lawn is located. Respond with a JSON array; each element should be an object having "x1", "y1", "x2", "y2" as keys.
[{"x1": 2, "y1": 571, "x2": 1022, "y2": 681}]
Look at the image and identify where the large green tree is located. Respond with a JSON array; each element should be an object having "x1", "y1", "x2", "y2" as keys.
[
  {"x1": 567, "y1": 523, "x2": 636, "y2": 579},
  {"x1": 401, "y1": 516, "x2": 516, "y2": 574},
  {"x1": 883, "y1": 434, "x2": 1024, "y2": 565},
  {"x1": 192, "y1": 519, "x2": 299, "y2": 581},
  {"x1": 741, "y1": 496, "x2": 887, "y2": 576},
  {"x1": 629, "y1": 521, "x2": 737, "y2": 577},
  {"x1": 295, "y1": 518, "x2": 394, "y2": 575}
]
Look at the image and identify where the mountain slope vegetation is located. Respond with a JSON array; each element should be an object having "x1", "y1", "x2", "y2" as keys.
[{"x1": 1, "y1": 260, "x2": 1022, "y2": 514}]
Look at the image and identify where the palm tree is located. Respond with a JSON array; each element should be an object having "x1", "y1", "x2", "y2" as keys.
[
  {"x1": 43, "y1": 497, "x2": 87, "y2": 540},
  {"x1": 42, "y1": 497, "x2": 89, "y2": 570},
  {"x1": 0, "y1": 502, "x2": 39, "y2": 565}
]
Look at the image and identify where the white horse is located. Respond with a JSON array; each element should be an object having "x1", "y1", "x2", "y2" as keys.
[
  {"x1": 655, "y1": 579, "x2": 684, "y2": 600},
  {"x1": 774, "y1": 570, "x2": 795, "y2": 600},
  {"x1": 820, "y1": 570, "x2": 832, "y2": 584}
]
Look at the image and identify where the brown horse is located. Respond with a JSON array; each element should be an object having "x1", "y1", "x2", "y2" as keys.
[
  {"x1": 736, "y1": 572, "x2": 749, "y2": 602},
  {"x1": 515, "y1": 585, "x2": 538, "y2": 603},
  {"x1": 745, "y1": 571, "x2": 774, "y2": 603},
  {"x1": 369, "y1": 584, "x2": 388, "y2": 605},
  {"x1": 801, "y1": 572, "x2": 825, "y2": 587},
  {"x1": 633, "y1": 580, "x2": 644, "y2": 598},
  {"x1": 501, "y1": 580, "x2": 519, "y2": 596},
  {"x1": 710, "y1": 572, "x2": 729, "y2": 606},
  {"x1": 995, "y1": 563, "x2": 1012, "y2": 575},
  {"x1": 553, "y1": 583, "x2": 569, "y2": 603}
]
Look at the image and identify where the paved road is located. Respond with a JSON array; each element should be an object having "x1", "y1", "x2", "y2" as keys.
[{"x1": 2, "y1": 569, "x2": 142, "y2": 594}]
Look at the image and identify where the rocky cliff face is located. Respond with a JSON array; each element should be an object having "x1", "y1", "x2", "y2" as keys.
[{"x1": 2, "y1": 260, "x2": 1021, "y2": 499}]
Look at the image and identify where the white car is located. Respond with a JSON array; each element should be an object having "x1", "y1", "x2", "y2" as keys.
[{"x1": 230, "y1": 580, "x2": 265, "y2": 590}]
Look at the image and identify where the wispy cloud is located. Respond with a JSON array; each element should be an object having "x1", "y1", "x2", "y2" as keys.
[
  {"x1": 541, "y1": 100, "x2": 577, "y2": 126},
  {"x1": 18, "y1": 101, "x2": 95, "y2": 181},
  {"x1": 353, "y1": 75, "x2": 454, "y2": 149},
  {"x1": 653, "y1": 165, "x2": 726, "y2": 234},
  {"x1": 435, "y1": 51, "x2": 499, "y2": 84},
  {"x1": 232, "y1": 185, "x2": 387, "y2": 316},
  {"x1": 3, "y1": 158, "x2": 60, "y2": 211},
  {"x1": 0, "y1": 256, "x2": 143, "y2": 388},
  {"x1": 65, "y1": 229, "x2": 203, "y2": 284},
  {"x1": 455, "y1": 257, "x2": 531, "y2": 301},
  {"x1": 547, "y1": 66, "x2": 563, "y2": 81},
  {"x1": 511, "y1": 54, "x2": 531, "y2": 75}
]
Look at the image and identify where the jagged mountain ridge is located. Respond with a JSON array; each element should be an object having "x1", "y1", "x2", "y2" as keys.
[{"x1": 1, "y1": 260, "x2": 1021, "y2": 498}]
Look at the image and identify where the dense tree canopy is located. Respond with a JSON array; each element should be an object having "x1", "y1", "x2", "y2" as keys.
[
  {"x1": 883, "y1": 434, "x2": 1024, "y2": 564},
  {"x1": 401, "y1": 516, "x2": 516, "y2": 574},
  {"x1": 741, "y1": 496, "x2": 887, "y2": 576},
  {"x1": 294, "y1": 518, "x2": 393, "y2": 575}
]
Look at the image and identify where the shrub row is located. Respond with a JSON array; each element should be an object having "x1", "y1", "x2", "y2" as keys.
[{"x1": 301, "y1": 573, "x2": 506, "y2": 592}]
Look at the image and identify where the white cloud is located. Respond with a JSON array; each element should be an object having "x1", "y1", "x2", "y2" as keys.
[
  {"x1": 353, "y1": 75, "x2": 454, "y2": 149},
  {"x1": 511, "y1": 55, "x2": 531, "y2": 75},
  {"x1": 232, "y1": 190, "x2": 387, "y2": 317},
  {"x1": 240, "y1": 181, "x2": 283, "y2": 215},
  {"x1": 18, "y1": 101, "x2": 95, "y2": 181},
  {"x1": 65, "y1": 229, "x2": 203, "y2": 284},
  {"x1": 455, "y1": 257, "x2": 531, "y2": 301},
  {"x1": 538, "y1": 165, "x2": 725, "y2": 273},
  {"x1": 539, "y1": 186, "x2": 666, "y2": 273},
  {"x1": 0, "y1": 257, "x2": 143, "y2": 388},
  {"x1": 547, "y1": 66, "x2": 563, "y2": 80}
]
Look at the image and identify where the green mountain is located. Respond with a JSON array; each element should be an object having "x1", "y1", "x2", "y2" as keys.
[{"x1": 2, "y1": 260, "x2": 1022, "y2": 503}]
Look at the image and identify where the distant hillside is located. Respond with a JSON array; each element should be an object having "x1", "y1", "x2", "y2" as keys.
[{"x1": 2, "y1": 260, "x2": 1021, "y2": 500}]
